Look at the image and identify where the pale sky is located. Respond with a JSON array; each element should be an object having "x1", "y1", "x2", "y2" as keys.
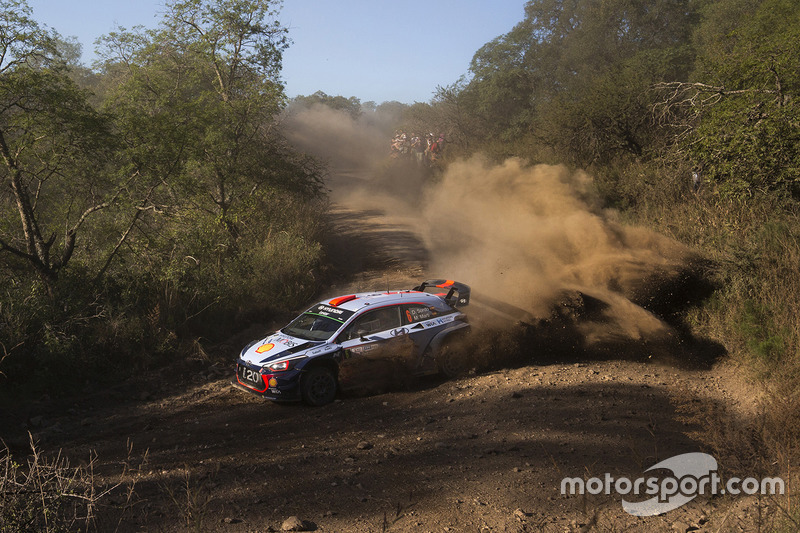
[{"x1": 26, "y1": 0, "x2": 525, "y2": 104}]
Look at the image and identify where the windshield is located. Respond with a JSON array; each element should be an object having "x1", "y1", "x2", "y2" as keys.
[
  {"x1": 282, "y1": 313, "x2": 341, "y2": 341},
  {"x1": 281, "y1": 303, "x2": 355, "y2": 341}
]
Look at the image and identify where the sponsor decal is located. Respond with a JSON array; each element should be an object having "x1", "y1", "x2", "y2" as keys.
[
  {"x1": 310, "y1": 345, "x2": 338, "y2": 356},
  {"x1": 348, "y1": 344, "x2": 378, "y2": 355},
  {"x1": 274, "y1": 336, "x2": 297, "y2": 348},
  {"x1": 422, "y1": 316, "x2": 455, "y2": 328},
  {"x1": 316, "y1": 304, "x2": 346, "y2": 316},
  {"x1": 309, "y1": 304, "x2": 355, "y2": 323},
  {"x1": 255, "y1": 343, "x2": 275, "y2": 354},
  {"x1": 268, "y1": 377, "x2": 278, "y2": 387}
]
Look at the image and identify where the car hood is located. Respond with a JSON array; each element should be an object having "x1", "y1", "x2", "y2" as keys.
[{"x1": 240, "y1": 332, "x2": 322, "y2": 365}]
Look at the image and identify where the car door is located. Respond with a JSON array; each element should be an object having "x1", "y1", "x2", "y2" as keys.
[
  {"x1": 335, "y1": 305, "x2": 415, "y2": 391},
  {"x1": 401, "y1": 303, "x2": 443, "y2": 373}
]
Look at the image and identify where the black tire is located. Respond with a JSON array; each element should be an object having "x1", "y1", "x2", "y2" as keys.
[
  {"x1": 299, "y1": 366, "x2": 338, "y2": 406},
  {"x1": 435, "y1": 340, "x2": 468, "y2": 379}
]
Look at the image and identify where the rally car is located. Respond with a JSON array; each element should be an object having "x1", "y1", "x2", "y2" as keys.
[{"x1": 233, "y1": 279, "x2": 470, "y2": 406}]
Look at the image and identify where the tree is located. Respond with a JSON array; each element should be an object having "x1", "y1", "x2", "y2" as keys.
[
  {"x1": 462, "y1": 0, "x2": 700, "y2": 164},
  {"x1": 658, "y1": 0, "x2": 800, "y2": 197},
  {"x1": 91, "y1": 0, "x2": 325, "y2": 339},
  {"x1": 291, "y1": 90, "x2": 363, "y2": 118},
  {"x1": 0, "y1": 0, "x2": 325, "y2": 383},
  {"x1": 426, "y1": 80, "x2": 484, "y2": 154},
  {"x1": 0, "y1": 1, "x2": 119, "y2": 292},
  {"x1": 161, "y1": 0, "x2": 308, "y2": 227},
  {"x1": 98, "y1": 0, "x2": 322, "y2": 246}
]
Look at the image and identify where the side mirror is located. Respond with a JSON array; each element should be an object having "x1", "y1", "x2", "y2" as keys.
[{"x1": 358, "y1": 329, "x2": 369, "y2": 341}]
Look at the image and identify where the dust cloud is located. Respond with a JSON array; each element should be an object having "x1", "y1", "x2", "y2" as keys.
[
  {"x1": 282, "y1": 104, "x2": 696, "y2": 355},
  {"x1": 281, "y1": 103, "x2": 397, "y2": 189},
  {"x1": 420, "y1": 156, "x2": 690, "y2": 344}
]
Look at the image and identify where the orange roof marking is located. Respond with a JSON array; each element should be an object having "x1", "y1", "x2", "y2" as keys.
[{"x1": 329, "y1": 294, "x2": 357, "y2": 306}]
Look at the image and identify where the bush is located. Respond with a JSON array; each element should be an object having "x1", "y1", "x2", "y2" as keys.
[{"x1": 0, "y1": 188, "x2": 325, "y2": 393}]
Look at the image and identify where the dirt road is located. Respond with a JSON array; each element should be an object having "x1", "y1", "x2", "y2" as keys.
[{"x1": 5, "y1": 163, "x2": 774, "y2": 532}]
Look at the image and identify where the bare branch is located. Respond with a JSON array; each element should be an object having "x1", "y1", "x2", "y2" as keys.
[
  {"x1": 94, "y1": 180, "x2": 159, "y2": 283},
  {"x1": 0, "y1": 236, "x2": 37, "y2": 262}
]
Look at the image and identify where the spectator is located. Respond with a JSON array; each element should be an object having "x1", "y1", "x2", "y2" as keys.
[{"x1": 692, "y1": 169, "x2": 701, "y2": 193}]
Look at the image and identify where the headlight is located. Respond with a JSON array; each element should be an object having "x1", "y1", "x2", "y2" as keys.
[{"x1": 264, "y1": 360, "x2": 293, "y2": 372}]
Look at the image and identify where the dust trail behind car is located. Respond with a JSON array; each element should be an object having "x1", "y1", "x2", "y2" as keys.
[
  {"x1": 282, "y1": 104, "x2": 710, "y2": 368},
  {"x1": 417, "y1": 157, "x2": 695, "y2": 346}
]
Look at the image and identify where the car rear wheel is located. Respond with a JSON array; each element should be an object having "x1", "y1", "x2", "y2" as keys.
[
  {"x1": 435, "y1": 340, "x2": 468, "y2": 378},
  {"x1": 300, "y1": 366, "x2": 337, "y2": 406}
]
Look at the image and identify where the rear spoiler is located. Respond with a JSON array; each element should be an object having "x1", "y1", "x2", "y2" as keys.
[{"x1": 412, "y1": 279, "x2": 471, "y2": 308}]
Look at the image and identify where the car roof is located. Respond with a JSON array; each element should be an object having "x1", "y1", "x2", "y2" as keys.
[{"x1": 318, "y1": 290, "x2": 447, "y2": 313}]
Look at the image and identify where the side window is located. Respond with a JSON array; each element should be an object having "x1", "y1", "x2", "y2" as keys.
[
  {"x1": 340, "y1": 306, "x2": 402, "y2": 341},
  {"x1": 402, "y1": 304, "x2": 437, "y2": 325}
]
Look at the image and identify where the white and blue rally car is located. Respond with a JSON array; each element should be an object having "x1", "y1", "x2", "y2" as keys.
[{"x1": 233, "y1": 279, "x2": 470, "y2": 405}]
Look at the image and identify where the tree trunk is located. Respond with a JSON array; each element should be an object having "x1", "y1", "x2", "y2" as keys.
[{"x1": 0, "y1": 129, "x2": 58, "y2": 291}]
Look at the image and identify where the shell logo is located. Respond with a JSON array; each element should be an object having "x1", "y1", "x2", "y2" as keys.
[
  {"x1": 255, "y1": 343, "x2": 275, "y2": 354},
  {"x1": 268, "y1": 378, "x2": 278, "y2": 388}
]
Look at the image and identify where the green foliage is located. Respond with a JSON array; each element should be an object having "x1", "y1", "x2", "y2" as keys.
[
  {"x1": 467, "y1": 25, "x2": 535, "y2": 138},
  {"x1": 0, "y1": 2, "x2": 119, "y2": 289},
  {"x1": 737, "y1": 299, "x2": 786, "y2": 367},
  {"x1": 620, "y1": 164, "x2": 800, "y2": 381},
  {"x1": 538, "y1": 47, "x2": 693, "y2": 167},
  {"x1": 403, "y1": 83, "x2": 481, "y2": 157},
  {"x1": 433, "y1": 0, "x2": 800, "y2": 390},
  {"x1": 692, "y1": 100, "x2": 800, "y2": 198},
  {"x1": 167, "y1": 0, "x2": 290, "y2": 81},
  {"x1": 138, "y1": 188, "x2": 323, "y2": 340},
  {"x1": 0, "y1": 0, "x2": 327, "y2": 391},
  {"x1": 0, "y1": 0, "x2": 58, "y2": 71},
  {"x1": 687, "y1": 0, "x2": 800, "y2": 199},
  {"x1": 374, "y1": 100, "x2": 409, "y2": 119},
  {"x1": 461, "y1": 0, "x2": 700, "y2": 166},
  {"x1": 291, "y1": 90, "x2": 363, "y2": 118}
]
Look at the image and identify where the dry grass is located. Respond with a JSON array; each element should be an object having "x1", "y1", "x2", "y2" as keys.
[
  {"x1": 616, "y1": 162, "x2": 800, "y2": 531},
  {"x1": 0, "y1": 435, "x2": 145, "y2": 533}
]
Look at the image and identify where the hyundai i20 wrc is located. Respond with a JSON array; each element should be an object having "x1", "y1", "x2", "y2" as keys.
[{"x1": 233, "y1": 279, "x2": 470, "y2": 406}]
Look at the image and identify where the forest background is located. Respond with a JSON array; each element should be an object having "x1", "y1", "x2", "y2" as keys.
[{"x1": 1, "y1": 0, "x2": 799, "y2": 475}]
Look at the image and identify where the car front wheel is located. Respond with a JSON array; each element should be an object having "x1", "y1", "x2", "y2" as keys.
[{"x1": 300, "y1": 366, "x2": 338, "y2": 406}]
